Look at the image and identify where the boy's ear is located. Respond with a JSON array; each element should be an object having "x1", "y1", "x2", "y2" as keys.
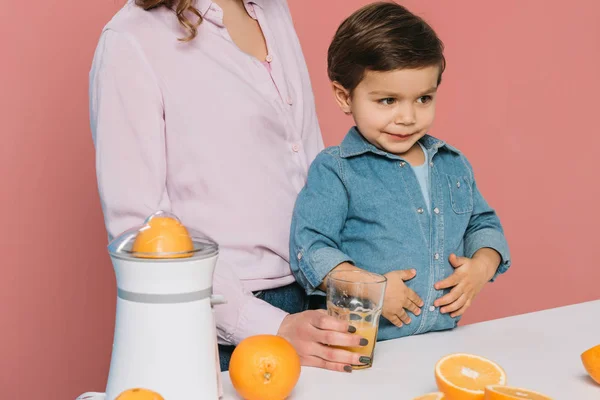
[{"x1": 331, "y1": 81, "x2": 352, "y2": 115}]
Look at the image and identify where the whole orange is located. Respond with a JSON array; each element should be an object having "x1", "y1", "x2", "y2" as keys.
[
  {"x1": 115, "y1": 388, "x2": 164, "y2": 400},
  {"x1": 229, "y1": 334, "x2": 301, "y2": 400},
  {"x1": 131, "y1": 215, "x2": 194, "y2": 258}
]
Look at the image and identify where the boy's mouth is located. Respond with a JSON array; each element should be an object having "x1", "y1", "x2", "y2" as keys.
[{"x1": 385, "y1": 132, "x2": 415, "y2": 141}]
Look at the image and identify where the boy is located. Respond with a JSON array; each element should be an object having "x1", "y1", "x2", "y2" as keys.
[{"x1": 289, "y1": 1, "x2": 511, "y2": 341}]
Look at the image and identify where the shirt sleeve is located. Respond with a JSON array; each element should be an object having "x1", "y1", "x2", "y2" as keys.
[
  {"x1": 289, "y1": 151, "x2": 354, "y2": 295},
  {"x1": 89, "y1": 29, "x2": 288, "y2": 346},
  {"x1": 212, "y1": 258, "x2": 288, "y2": 345},
  {"x1": 89, "y1": 29, "x2": 171, "y2": 240},
  {"x1": 461, "y1": 156, "x2": 512, "y2": 282}
]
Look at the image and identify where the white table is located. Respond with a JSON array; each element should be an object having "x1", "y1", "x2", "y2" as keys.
[
  {"x1": 219, "y1": 300, "x2": 600, "y2": 399},
  {"x1": 78, "y1": 300, "x2": 600, "y2": 400}
]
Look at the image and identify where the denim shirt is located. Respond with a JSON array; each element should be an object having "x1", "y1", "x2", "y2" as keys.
[{"x1": 289, "y1": 127, "x2": 511, "y2": 341}]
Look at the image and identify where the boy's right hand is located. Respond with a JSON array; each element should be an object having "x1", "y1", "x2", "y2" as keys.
[{"x1": 382, "y1": 269, "x2": 424, "y2": 327}]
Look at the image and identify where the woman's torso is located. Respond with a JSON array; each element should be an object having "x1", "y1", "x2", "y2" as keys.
[{"x1": 100, "y1": 0, "x2": 323, "y2": 291}]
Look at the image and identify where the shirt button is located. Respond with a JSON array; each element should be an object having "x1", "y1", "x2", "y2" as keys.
[
  {"x1": 433, "y1": 207, "x2": 440, "y2": 214},
  {"x1": 297, "y1": 252, "x2": 302, "y2": 260},
  {"x1": 429, "y1": 161, "x2": 434, "y2": 167},
  {"x1": 265, "y1": 54, "x2": 273, "y2": 62},
  {"x1": 457, "y1": 181, "x2": 461, "y2": 188},
  {"x1": 417, "y1": 208, "x2": 424, "y2": 214},
  {"x1": 286, "y1": 96, "x2": 293, "y2": 105},
  {"x1": 291, "y1": 143, "x2": 300, "y2": 152},
  {"x1": 399, "y1": 161, "x2": 406, "y2": 168},
  {"x1": 434, "y1": 253, "x2": 440, "y2": 260},
  {"x1": 429, "y1": 306, "x2": 436, "y2": 312}
]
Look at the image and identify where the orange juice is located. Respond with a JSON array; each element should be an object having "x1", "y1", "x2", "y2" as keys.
[
  {"x1": 328, "y1": 303, "x2": 380, "y2": 369},
  {"x1": 337, "y1": 321, "x2": 378, "y2": 369}
]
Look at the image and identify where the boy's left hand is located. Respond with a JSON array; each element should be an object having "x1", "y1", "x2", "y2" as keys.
[{"x1": 433, "y1": 249, "x2": 500, "y2": 318}]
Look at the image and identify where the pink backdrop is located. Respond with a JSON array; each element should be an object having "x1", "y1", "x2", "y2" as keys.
[{"x1": 1, "y1": 0, "x2": 598, "y2": 398}]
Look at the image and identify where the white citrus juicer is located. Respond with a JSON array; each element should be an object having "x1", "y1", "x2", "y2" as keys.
[{"x1": 104, "y1": 211, "x2": 225, "y2": 400}]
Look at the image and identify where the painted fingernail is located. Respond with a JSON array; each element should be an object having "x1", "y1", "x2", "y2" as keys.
[
  {"x1": 359, "y1": 356, "x2": 371, "y2": 364},
  {"x1": 344, "y1": 365, "x2": 352, "y2": 373},
  {"x1": 348, "y1": 325, "x2": 357, "y2": 333},
  {"x1": 359, "y1": 338, "x2": 369, "y2": 346}
]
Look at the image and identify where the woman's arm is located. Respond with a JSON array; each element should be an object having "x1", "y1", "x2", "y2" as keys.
[{"x1": 90, "y1": 29, "x2": 170, "y2": 241}]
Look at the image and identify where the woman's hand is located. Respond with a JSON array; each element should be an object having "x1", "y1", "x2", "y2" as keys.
[{"x1": 277, "y1": 310, "x2": 371, "y2": 373}]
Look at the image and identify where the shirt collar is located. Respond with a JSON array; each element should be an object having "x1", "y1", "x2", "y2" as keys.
[
  {"x1": 339, "y1": 126, "x2": 461, "y2": 159},
  {"x1": 196, "y1": 0, "x2": 261, "y2": 19}
]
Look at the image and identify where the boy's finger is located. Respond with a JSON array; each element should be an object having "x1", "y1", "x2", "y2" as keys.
[
  {"x1": 386, "y1": 313, "x2": 403, "y2": 327},
  {"x1": 448, "y1": 253, "x2": 468, "y2": 268},
  {"x1": 404, "y1": 299, "x2": 421, "y2": 316},
  {"x1": 440, "y1": 294, "x2": 466, "y2": 314},
  {"x1": 450, "y1": 302, "x2": 471, "y2": 318},
  {"x1": 396, "y1": 269, "x2": 417, "y2": 281},
  {"x1": 397, "y1": 309, "x2": 411, "y2": 325},
  {"x1": 407, "y1": 288, "x2": 424, "y2": 307},
  {"x1": 435, "y1": 273, "x2": 460, "y2": 290},
  {"x1": 434, "y1": 285, "x2": 462, "y2": 307}
]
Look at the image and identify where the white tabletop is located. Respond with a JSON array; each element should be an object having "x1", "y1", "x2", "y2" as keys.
[{"x1": 220, "y1": 300, "x2": 600, "y2": 399}]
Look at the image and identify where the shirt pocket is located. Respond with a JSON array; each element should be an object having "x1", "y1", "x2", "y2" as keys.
[{"x1": 445, "y1": 174, "x2": 473, "y2": 214}]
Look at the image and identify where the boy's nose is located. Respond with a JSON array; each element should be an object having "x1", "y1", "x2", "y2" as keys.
[{"x1": 394, "y1": 106, "x2": 416, "y2": 125}]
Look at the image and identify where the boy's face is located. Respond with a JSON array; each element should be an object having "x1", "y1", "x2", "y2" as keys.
[{"x1": 332, "y1": 66, "x2": 440, "y2": 157}]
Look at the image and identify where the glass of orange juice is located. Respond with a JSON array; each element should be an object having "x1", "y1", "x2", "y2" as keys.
[{"x1": 326, "y1": 269, "x2": 387, "y2": 369}]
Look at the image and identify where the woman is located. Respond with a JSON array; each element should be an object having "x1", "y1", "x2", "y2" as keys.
[{"x1": 89, "y1": 0, "x2": 366, "y2": 373}]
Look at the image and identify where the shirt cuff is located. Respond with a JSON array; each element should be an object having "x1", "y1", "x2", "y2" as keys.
[
  {"x1": 298, "y1": 246, "x2": 354, "y2": 294},
  {"x1": 230, "y1": 296, "x2": 289, "y2": 345},
  {"x1": 464, "y1": 228, "x2": 511, "y2": 282}
]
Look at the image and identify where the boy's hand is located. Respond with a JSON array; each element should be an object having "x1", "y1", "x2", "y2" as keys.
[
  {"x1": 382, "y1": 269, "x2": 424, "y2": 327},
  {"x1": 433, "y1": 249, "x2": 500, "y2": 317}
]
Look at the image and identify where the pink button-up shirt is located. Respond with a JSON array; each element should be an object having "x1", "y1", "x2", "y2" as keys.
[{"x1": 89, "y1": 0, "x2": 323, "y2": 345}]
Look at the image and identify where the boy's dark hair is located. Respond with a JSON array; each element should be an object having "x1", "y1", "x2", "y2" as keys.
[{"x1": 328, "y1": 1, "x2": 446, "y2": 92}]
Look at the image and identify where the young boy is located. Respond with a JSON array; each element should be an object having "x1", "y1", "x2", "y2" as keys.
[{"x1": 289, "y1": 1, "x2": 511, "y2": 341}]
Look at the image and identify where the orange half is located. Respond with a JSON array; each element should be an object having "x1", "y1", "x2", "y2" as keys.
[
  {"x1": 484, "y1": 385, "x2": 553, "y2": 399},
  {"x1": 131, "y1": 216, "x2": 194, "y2": 258},
  {"x1": 115, "y1": 388, "x2": 164, "y2": 400},
  {"x1": 435, "y1": 353, "x2": 506, "y2": 400},
  {"x1": 413, "y1": 393, "x2": 445, "y2": 400},
  {"x1": 581, "y1": 344, "x2": 600, "y2": 384}
]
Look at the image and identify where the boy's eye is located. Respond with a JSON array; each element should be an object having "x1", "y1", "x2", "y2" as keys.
[
  {"x1": 417, "y1": 95, "x2": 432, "y2": 104},
  {"x1": 379, "y1": 98, "x2": 396, "y2": 105}
]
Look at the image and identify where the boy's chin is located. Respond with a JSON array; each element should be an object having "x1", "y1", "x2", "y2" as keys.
[{"x1": 381, "y1": 141, "x2": 417, "y2": 156}]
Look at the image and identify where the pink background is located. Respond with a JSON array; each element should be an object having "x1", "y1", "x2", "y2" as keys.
[{"x1": 1, "y1": 0, "x2": 598, "y2": 398}]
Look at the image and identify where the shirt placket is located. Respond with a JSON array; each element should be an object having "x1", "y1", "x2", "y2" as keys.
[
  {"x1": 251, "y1": 4, "x2": 307, "y2": 189},
  {"x1": 206, "y1": 3, "x2": 306, "y2": 191},
  {"x1": 425, "y1": 148, "x2": 445, "y2": 332},
  {"x1": 411, "y1": 146, "x2": 445, "y2": 334},
  {"x1": 249, "y1": 4, "x2": 293, "y2": 107}
]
